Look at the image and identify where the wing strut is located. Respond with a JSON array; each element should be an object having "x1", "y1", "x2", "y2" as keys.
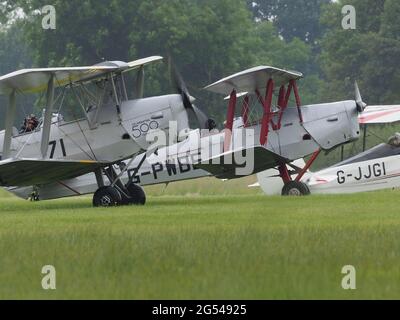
[
  {"x1": 135, "y1": 66, "x2": 145, "y2": 99},
  {"x1": 2, "y1": 90, "x2": 17, "y2": 159},
  {"x1": 40, "y1": 74, "x2": 55, "y2": 158}
]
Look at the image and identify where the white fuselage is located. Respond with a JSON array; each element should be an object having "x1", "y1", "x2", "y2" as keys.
[
  {"x1": 254, "y1": 140, "x2": 400, "y2": 195},
  {"x1": 0, "y1": 94, "x2": 189, "y2": 163},
  {"x1": 306, "y1": 154, "x2": 400, "y2": 194}
]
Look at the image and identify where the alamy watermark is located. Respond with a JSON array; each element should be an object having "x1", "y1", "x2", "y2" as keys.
[
  {"x1": 41, "y1": 5, "x2": 56, "y2": 30},
  {"x1": 41, "y1": 265, "x2": 56, "y2": 290},
  {"x1": 342, "y1": 5, "x2": 356, "y2": 30},
  {"x1": 341, "y1": 265, "x2": 356, "y2": 290},
  {"x1": 145, "y1": 121, "x2": 256, "y2": 177}
]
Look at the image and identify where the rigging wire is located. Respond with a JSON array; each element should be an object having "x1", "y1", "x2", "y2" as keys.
[
  {"x1": 56, "y1": 125, "x2": 95, "y2": 161},
  {"x1": 69, "y1": 84, "x2": 99, "y2": 161}
]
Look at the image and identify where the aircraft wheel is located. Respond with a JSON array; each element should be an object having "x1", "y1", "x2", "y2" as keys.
[
  {"x1": 29, "y1": 192, "x2": 40, "y2": 202},
  {"x1": 126, "y1": 184, "x2": 146, "y2": 205},
  {"x1": 282, "y1": 181, "x2": 310, "y2": 196},
  {"x1": 93, "y1": 186, "x2": 122, "y2": 207}
]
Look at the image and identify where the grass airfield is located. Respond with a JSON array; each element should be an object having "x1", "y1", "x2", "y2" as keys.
[{"x1": 1, "y1": 177, "x2": 400, "y2": 299}]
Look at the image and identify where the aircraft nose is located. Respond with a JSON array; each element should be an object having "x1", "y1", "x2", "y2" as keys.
[
  {"x1": 169, "y1": 95, "x2": 191, "y2": 136},
  {"x1": 351, "y1": 101, "x2": 362, "y2": 137}
]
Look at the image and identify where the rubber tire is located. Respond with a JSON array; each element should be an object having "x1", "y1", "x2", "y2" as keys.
[
  {"x1": 281, "y1": 181, "x2": 310, "y2": 196},
  {"x1": 30, "y1": 192, "x2": 40, "y2": 202},
  {"x1": 126, "y1": 184, "x2": 146, "y2": 205},
  {"x1": 93, "y1": 186, "x2": 122, "y2": 207}
]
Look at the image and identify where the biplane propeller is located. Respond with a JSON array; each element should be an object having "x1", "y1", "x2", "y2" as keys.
[{"x1": 170, "y1": 60, "x2": 213, "y2": 131}]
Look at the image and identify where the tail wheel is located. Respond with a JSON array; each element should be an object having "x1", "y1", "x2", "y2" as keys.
[
  {"x1": 126, "y1": 184, "x2": 146, "y2": 205},
  {"x1": 282, "y1": 181, "x2": 310, "y2": 196},
  {"x1": 93, "y1": 186, "x2": 122, "y2": 207}
]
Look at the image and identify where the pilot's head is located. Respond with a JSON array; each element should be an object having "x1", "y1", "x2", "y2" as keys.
[{"x1": 26, "y1": 115, "x2": 38, "y2": 131}]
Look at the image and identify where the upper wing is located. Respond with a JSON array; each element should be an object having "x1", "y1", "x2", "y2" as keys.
[
  {"x1": 194, "y1": 146, "x2": 287, "y2": 180},
  {"x1": 205, "y1": 66, "x2": 303, "y2": 96},
  {"x1": 0, "y1": 158, "x2": 108, "y2": 187},
  {"x1": 359, "y1": 105, "x2": 400, "y2": 124},
  {"x1": 0, "y1": 56, "x2": 163, "y2": 95},
  {"x1": 0, "y1": 66, "x2": 117, "y2": 95},
  {"x1": 125, "y1": 56, "x2": 163, "y2": 72}
]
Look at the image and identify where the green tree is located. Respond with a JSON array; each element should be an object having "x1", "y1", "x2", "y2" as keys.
[
  {"x1": 0, "y1": 24, "x2": 34, "y2": 128},
  {"x1": 248, "y1": 0, "x2": 332, "y2": 45},
  {"x1": 253, "y1": 21, "x2": 322, "y2": 105},
  {"x1": 319, "y1": 0, "x2": 400, "y2": 104},
  {"x1": 316, "y1": 0, "x2": 400, "y2": 167}
]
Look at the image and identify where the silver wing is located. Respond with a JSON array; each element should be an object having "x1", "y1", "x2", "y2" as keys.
[
  {"x1": 0, "y1": 158, "x2": 108, "y2": 187},
  {"x1": 359, "y1": 105, "x2": 400, "y2": 124},
  {"x1": 204, "y1": 65, "x2": 303, "y2": 96},
  {"x1": 0, "y1": 56, "x2": 163, "y2": 95},
  {"x1": 195, "y1": 146, "x2": 288, "y2": 180}
]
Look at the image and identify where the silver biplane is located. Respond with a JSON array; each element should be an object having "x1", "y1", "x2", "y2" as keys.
[
  {"x1": 0, "y1": 56, "x2": 199, "y2": 207},
  {"x1": 194, "y1": 66, "x2": 367, "y2": 195}
]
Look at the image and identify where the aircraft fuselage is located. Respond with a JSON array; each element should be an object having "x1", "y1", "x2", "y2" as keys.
[
  {"x1": 0, "y1": 94, "x2": 189, "y2": 163},
  {"x1": 306, "y1": 142, "x2": 400, "y2": 194}
]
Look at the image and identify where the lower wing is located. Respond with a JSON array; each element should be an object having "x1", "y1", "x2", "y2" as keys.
[
  {"x1": 194, "y1": 146, "x2": 287, "y2": 180},
  {"x1": 0, "y1": 158, "x2": 108, "y2": 187}
]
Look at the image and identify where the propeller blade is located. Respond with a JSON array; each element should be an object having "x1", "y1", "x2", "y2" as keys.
[
  {"x1": 170, "y1": 60, "x2": 193, "y2": 111},
  {"x1": 193, "y1": 105, "x2": 210, "y2": 130},
  {"x1": 169, "y1": 58, "x2": 215, "y2": 130},
  {"x1": 355, "y1": 81, "x2": 367, "y2": 112}
]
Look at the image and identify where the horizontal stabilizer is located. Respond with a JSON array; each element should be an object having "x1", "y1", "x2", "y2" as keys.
[
  {"x1": 194, "y1": 146, "x2": 287, "y2": 180},
  {"x1": 0, "y1": 158, "x2": 108, "y2": 187}
]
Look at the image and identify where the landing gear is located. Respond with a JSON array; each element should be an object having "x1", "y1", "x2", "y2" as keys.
[
  {"x1": 126, "y1": 183, "x2": 146, "y2": 205},
  {"x1": 278, "y1": 149, "x2": 321, "y2": 197},
  {"x1": 282, "y1": 181, "x2": 310, "y2": 196},
  {"x1": 93, "y1": 186, "x2": 122, "y2": 207},
  {"x1": 29, "y1": 191, "x2": 40, "y2": 202},
  {"x1": 93, "y1": 184, "x2": 146, "y2": 207},
  {"x1": 92, "y1": 160, "x2": 147, "y2": 207}
]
